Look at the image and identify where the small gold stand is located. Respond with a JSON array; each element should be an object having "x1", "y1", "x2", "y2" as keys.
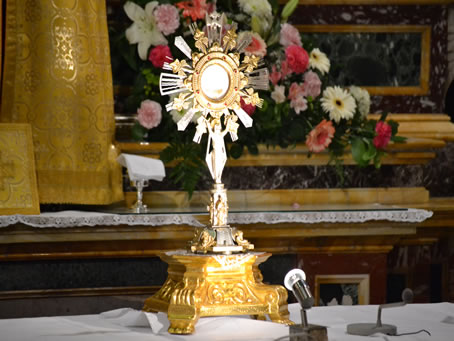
[{"x1": 143, "y1": 250, "x2": 292, "y2": 334}]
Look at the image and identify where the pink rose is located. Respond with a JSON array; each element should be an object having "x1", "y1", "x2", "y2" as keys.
[
  {"x1": 244, "y1": 32, "x2": 267, "y2": 58},
  {"x1": 302, "y1": 71, "x2": 321, "y2": 98},
  {"x1": 240, "y1": 97, "x2": 256, "y2": 116},
  {"x1": 373, "y1": 121, "x2": 392, "y2": 149},
  {"x1": 154, "y1": 4, "x2": 180, "y2": 36},
  {"x1": 148, "y1": 45, "x2": 173, "y2": 68},
  {"x1": 269, "y1": 65, "x2": 281, "y2": 86},
  {"x1": 137, "y1": 100, "x2": 162, "y2": 129},
  {"x1": 285, "y1": 45, "x2": 309, "y2": 74},
  {"x1": 306, "y1": 119, "x2": 335, "y2": 153},
  {"x1": 280, "y1": 23, "x2": 302, "y2": 48}
]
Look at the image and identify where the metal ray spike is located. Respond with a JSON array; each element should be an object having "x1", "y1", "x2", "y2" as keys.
[
  {"x1": 177, "y1": 108, "x2": 197, "y2": 131},
  {"x1": 233, "y1": 108, "x2": 253, "y2": 128},
  {"x1": 165, "y1": 102, "x2": 174, "y2": 112},
  {"x1": 162, "y1": 62, "x2": 173, "y2": 71},
  {"x1": 189, "y1": 23, "x2": 197, "y2": 35},
  {"x1": 159, "y1": 73, "x2": 187, "y2": 96},
  {"x1": 246, "y1": 68, "x2": 270, "y2": 90},
  {"x1": 236, "y1": 33, "x2": 252, "y2": 54},
  {"x1": 174, "y1": 36, "x2": 192, "y2": 60}
]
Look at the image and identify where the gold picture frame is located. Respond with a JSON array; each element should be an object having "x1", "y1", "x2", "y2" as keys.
[
  {"x1": 297, "y1": 25, "x2": 431, "y2": 96},
  {"x1": 0, "y1": 123, "x2": 40, "y2": 215},
  {"x1": 314, "y1": 274, "x2": 370, "y2": 306}
]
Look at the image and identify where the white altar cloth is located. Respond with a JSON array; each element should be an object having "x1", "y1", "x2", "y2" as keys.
[
  {"x1": 1, "y1": 303, "x2": 453, "y2": 341},
  {"x1": 0, "y1": 207, "x2": 432, "y2": 229}
]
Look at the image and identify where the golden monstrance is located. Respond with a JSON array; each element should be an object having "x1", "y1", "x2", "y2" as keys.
[{"x1": 143, "y1": 13, "x2": 292, "y2": 334}]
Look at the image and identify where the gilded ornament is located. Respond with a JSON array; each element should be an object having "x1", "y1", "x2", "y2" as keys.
[{"x1": 143, "y1": 252, "x2": 292, "y2": 334}]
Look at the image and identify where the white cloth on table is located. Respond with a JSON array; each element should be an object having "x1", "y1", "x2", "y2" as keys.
[
  {"x1": 1, "y1": 303, "x2": 454, "y2": 341},
  {"x1": 117, "y1": 153, "x2": 165, "y2": 182}
]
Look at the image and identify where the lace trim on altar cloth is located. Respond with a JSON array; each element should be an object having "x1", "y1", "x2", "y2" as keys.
[
  {"x1": 0, "y1": 208, "x2": 433, "y2": 229},
  {"x1": 228, "y1": 208, "x2": 433, "y2": 225},
  {"x1": 0, "y1": 211, "x2": 205, "y2": 228}
]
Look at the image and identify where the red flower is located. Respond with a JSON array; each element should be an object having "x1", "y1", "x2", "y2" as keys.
[
  {"x1": 285, "y1": 45, "x2": 309, "y2": 74},
  {"x1": 148, "y1": 45, "x2": 173, "y2": 68},
  {"x1": 240, "y1": 97, "x2": 256, "y2": 116},
  {"x1": 306, "y1": 119, "x2": 335, "y2": 153},
  {"x1": 373, "y1": 121, "x2": 392, "y2": 149},
  {"x1": 176, "y1": 0, "x2": 208, "y2": 21}
]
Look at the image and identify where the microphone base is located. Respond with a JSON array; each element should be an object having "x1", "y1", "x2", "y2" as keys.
[
  {"x1": 290, "y1": 323, "x2": 328, "y2": 341},
  {"x1": 347, "y1": 323, "x2": 397, "y2": 336}
]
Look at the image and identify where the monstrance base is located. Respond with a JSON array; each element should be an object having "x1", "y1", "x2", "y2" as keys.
[
  {"x1": 189, "y1": 225, "x2": 254, "y2": 254},
  {"x1": 143, "y1": 250, "x2": 292, "y2": 334}
]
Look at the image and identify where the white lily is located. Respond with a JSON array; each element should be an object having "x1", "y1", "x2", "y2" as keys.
[{"x1": 124, "y1": 1, "x2": 167, "y2": 60}]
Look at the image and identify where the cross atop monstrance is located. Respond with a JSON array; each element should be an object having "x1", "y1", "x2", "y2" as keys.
[{"x1": 160, "y1": 13, "x2": 268, "y2": 254}]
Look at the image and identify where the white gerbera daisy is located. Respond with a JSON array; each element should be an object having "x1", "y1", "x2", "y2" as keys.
[
  {"x1": 349, "y1": 86, "x2": 371, "y2": 118},
  {"x1": 124, "y1": 1, "x2": 167, "y2": 60},
  {"x1": 309, "y1": 48, "x2": 330, "y2": 75},
  {"x1": 321, "y1": 86, "x2": 356, "y2": 123}
]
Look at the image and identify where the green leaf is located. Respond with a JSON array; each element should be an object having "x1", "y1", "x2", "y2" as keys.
[
  {"x1": 374, "y1": 151, "x2": 385, "y2": 168},
  {"x1": 391, "y1": 135, "x2": 407, "y2": 143},
  {"x1": 250, "y1": 16, "x2": 263, "y2": 36},
  {"x1": 351, "y1": 137, "x2": 369, "y2": 167},
  {"x1": 230, "y1": 144, "x2": 244, "y2": 159},
  {"x1": 361, "y1": 142, "x2": 377, "y2": 161},
  {"x1": 131, "y1": 122, "x2": 147, "y2": 141},
  {"x1": 247, "y1": 143, "x2": 259, "y2": 155},
  {"x1": 281, "y1": 0, "x2": 298, "y2": 21},
  {"x1": 379, "y1": 111, "x2": 389, "y2": 122},
  {"x1": 387, "y1": 120, "x2": 399, "y2": 135}
]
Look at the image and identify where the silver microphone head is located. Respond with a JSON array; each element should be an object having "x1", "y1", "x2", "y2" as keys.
[
  {"x1": 402, "y1": 288, "x2": 414, "y2": 304},
  {"x1": 284, "y1": 269, "x2": 314, "y2": 310}
]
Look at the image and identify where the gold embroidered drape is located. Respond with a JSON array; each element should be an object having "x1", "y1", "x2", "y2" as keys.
[{"x1": 1, "y1": 0, "x2": 123, "y2": 204}]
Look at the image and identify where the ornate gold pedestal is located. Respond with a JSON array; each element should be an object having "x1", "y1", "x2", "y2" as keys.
[{"x1": 143, "y1": 250, "x2": 292, "y2": 334}]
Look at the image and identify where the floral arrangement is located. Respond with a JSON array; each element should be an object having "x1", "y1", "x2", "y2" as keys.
[{"x1": 117, "y1": 0, "x2": 405, "y2": 194}]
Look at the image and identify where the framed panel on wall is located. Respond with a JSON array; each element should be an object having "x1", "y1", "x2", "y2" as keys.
[
  {"x1": 314, "y1": 274, "x2": 370, "y2": 306},
  {"x1": 297, "y1": 25, "x2": 431, "y2": 96}
]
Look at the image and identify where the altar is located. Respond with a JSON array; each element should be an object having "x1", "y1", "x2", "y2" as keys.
[
  {"x1": 0, "y1": 302, "x2": 453, "y2": 341},
  {"x1": 1, "y1": 197, "x2": 452, "y2": 318}
]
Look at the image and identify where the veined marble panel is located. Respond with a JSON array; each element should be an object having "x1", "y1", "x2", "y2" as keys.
[{"x1": 292, "y1": 4, "x2": 448, "y2": 113}]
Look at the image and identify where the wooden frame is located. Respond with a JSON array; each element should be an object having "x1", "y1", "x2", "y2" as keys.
[
  {"x1": 314, "y1": 274, "x2": 370, "y2": 306},
  {"x1": 297, "y1": 25, "x2": 431, "y2": 95},
  {"x1": 0, "y1": 124, "x2": 40, "y2": 215}
]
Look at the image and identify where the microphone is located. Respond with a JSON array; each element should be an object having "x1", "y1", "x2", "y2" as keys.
[
  {"x1": 284, "y1": 269, "x2": 328, "y2": 341},
  {"x1": 284, "y1": 269, "x2": 315, "y2": 313},
  {"x1": 346, "y1": 288, "x2": 414, "y2": 336}
]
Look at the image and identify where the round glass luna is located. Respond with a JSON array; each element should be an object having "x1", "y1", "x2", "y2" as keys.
[{"x1": 200, "y1": 64, "x2": 230, "y2": 101}]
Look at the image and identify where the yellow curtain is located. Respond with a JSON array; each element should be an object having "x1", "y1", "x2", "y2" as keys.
[{"x1": 1, "y1": 0, "x2": 123, "y2": 204}]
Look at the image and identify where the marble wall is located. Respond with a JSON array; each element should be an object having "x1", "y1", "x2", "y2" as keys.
[
  {"x1": 140, "y1": 140, "x2": 454, "y2": 197},
  {"x1": 293, "y1": 4, "x2": 449, "y2": 113},
  {"x1": 448, "y1": 7, "x2": 454, "y2": 88}
]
